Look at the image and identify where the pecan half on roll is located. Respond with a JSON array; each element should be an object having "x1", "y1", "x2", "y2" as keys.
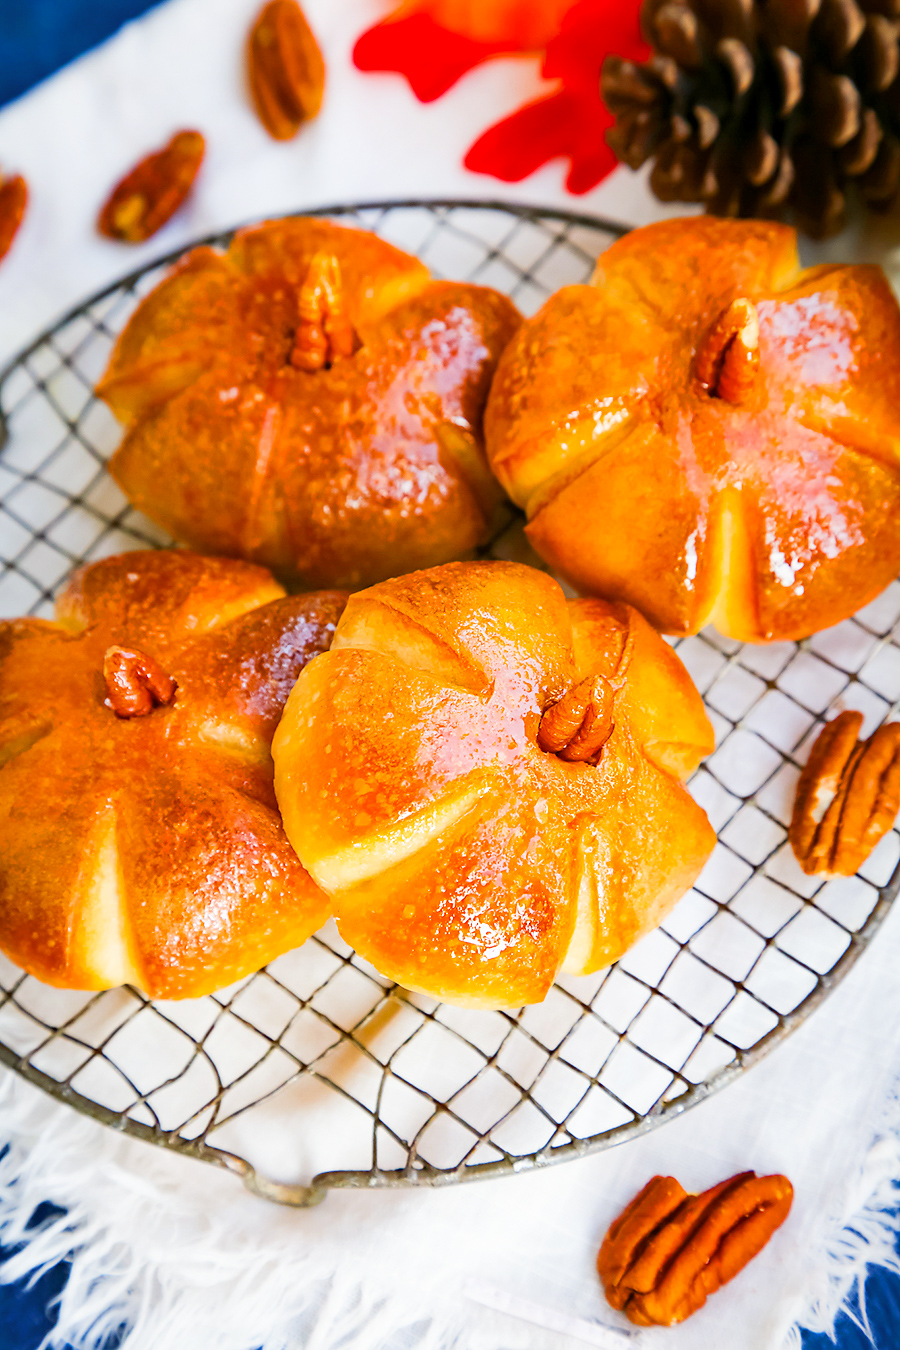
[
  {"x1": 790, "y1": 711, "x2": 900, "y2": 876},
  {"x1": 598, "y1": 1171, "x2": 793, "y2": 1326},
  {"x1": 537, "y1": 674, "x2": 614, "y2": 764},
  {"x1": 103, "y1": 646, "x2": 176, "y2": 719}
]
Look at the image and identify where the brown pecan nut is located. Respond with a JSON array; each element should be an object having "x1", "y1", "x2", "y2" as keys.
[
  {"x1": 598, "y1": 1171, "x2": 793, "y2": 1327},
  {"x1": 98, "y1": 131, "x2": 205, "y2": 243},
  {"x1": 248, "y1": 0, "x2": 325, "y2": 141},
  {"x1": 538, "y1": 674, "x2": 614, "y2": 763},
  {"x1": 103, "y1": 646, "x2": 176, "y2": 718},
  {"x1": 695, "y1": 297, "x2": 761, "y2": 405},
  {"x1": 0, "y1": 172, "x2": 28, "y2": 265},
  {"x1": 790, "y1": 711, "x2": 900, "y2": 876},
  {"x1": 537, "y1": 622, "x2": 635, "y2": 765},
  {"x1": 291, "y1": 252, "x2": 357, "y2": 372}
]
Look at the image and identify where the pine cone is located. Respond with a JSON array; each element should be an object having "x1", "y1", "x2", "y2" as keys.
[{"x1": 602, "y1": 0, "x2": 900, "y2": 237}]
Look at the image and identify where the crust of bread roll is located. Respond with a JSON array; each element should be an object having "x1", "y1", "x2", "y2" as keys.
[
  {"x1": 274, "y1": 560, "x2": 715, "y2": 1008},
  {"x1": 485, "y1": 217, "x2": 900, "y2": 643},
  {"x1": 0, "y1": 550, "x2": 345, "y2": 998},
  {"x1": 98, "y1": 218, "x2": 521, "y2": 590}
]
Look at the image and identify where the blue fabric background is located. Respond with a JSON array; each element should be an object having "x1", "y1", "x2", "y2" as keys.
[
  {"x1": 0, "y1": 1, "x2": 164, "y2": 109},
  {"x1": 0, "y1": 3, "x2": 897, "y2": 1346},
  {"x1": 1, "y1": 1208, "x2": 899, "y2": 1348},
  {"x1": 1, "y1": 0, "x2": 163, "y2": 1344}
]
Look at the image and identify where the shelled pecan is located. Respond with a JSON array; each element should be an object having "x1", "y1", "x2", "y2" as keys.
[
  {"x1": 538, "y1": 674, "x2": 614, "y2": 763},
  {"x1": 291, "y1": 252, "x2": 357, "y2": 372},
  {"x1": 248, "y1": 0, "x2": 325, "y2": 140},
  {"x1": 598, "y1": 1171, "x2": 793, "y2": 1326},
  {"x1": 789, "y1": 711, "x2": 900, "y2": 876},
  {"x1": 103, "y1": 646, "x2": 176, "y2": 718},
  {"x1": 695, "y1": 298, "x2": 760, "y2": 406},
  {"x1": 0, "y1": 172, "x2": 28, "y2": 265},
  {"x1": 98, "y1": 131, "x2": 205, "y2": 244}
]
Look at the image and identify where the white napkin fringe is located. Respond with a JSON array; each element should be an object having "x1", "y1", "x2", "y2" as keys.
[
  {"x1": 0, "y1": 1077, "x2": 455, "y2": 1350},
  {"x1": 786, "y1": 1083, "x2": 900, "y2": 1345},
  {"x1": 2, "y1": 1065, "x2": 900, "y2": 1350}
]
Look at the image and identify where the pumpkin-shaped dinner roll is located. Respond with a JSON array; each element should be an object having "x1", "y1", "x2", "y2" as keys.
[
  {"x1": 0, "y1": 551, "x2": 346, "y2": 998},
  {"x1": 485, "y1": 217, "x2": 900, "y2": 643},
  {"x1": 273, "y1": 561, "x2": 715, "y2": 1008},
  {"x1": 98, "y1": 218, "x2": 520, "y2": 591}
]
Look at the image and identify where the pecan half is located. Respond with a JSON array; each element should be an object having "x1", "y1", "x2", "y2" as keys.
[
  {"x1": 695, "y1": 297, "x2": 760, "y2": 404},
  {"x1": 248, "y1": 0, "x2": 325, "y2": 141},
  {"x1": 0, "y1": 172, "x2": 28, "y2": 265},
  {"x1": 538, "y1": 625, "x2": 634, "y2": 765},
  {"x1": 598, "y1": 1171, "x2": 793, "y2": 1327},
  {"x1": 538, "y1": 675, "x2": 614, "y2": 763},
  {"x1": 98, "y1": 131, "x2": 205, "y2": 244},
  {"x1": 789, "y1": 711, "x2": 900, "y2": 876},
  {"x1": 103, "y1": 646, "x2": 176, "y2": 718},
  {"x1": 291, "y1": 252, "x2": 357, "y2": 372}
]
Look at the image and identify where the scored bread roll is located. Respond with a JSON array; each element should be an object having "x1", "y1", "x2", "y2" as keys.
[
  {"x1": 273, "y1": 560, "x2": 715, "y2": 1008},
  {"x1": 0, "y1": 550, "x2": 346, "y2": 999},
  {"x1": 97, "y1": 216, "x2": 520, "y2": 591},
  {"x1": 485, "y1": 216, "x2": 900, "y2": 643}
]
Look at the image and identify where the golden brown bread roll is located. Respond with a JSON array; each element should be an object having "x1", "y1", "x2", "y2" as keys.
[
  {"x1": 273, "y1": 560, "x2": 715, "y2": 1008},
  {"x1": 485, "y1": 216, "x2": 900, "y2": 643},
  {"x1": 97, "y1": 217, "x2": 520, "y2": 590},
  {"x1": 0, "y1": 550, "x2": 346, "y2": 998}
]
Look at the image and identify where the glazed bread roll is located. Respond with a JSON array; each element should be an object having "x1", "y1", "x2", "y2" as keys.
[
  {"x1": 98, "y1": 217, "x2": 520, "y2": 590},
  {"x1": 0, "y1": 550, "x2": 345, "y2": 999},
  {"x1": 273, "y1": 560, "x2": 715, "y2": 1008},
  {"x1": 485, "y1": 217, "x2": 900, "y2": 643}
]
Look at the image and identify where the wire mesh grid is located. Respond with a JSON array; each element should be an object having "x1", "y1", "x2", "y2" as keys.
[{"x1": 0, "y1": 199, "x2": 898, "y2": 1208}]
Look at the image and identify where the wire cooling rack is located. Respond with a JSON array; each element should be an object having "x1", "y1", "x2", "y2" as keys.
[{"x1": 0, "y1": 200, "x2": 899, "y2": 1209}]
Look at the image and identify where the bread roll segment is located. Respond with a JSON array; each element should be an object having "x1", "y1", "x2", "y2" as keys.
[
  {"x1": 0, "y1": 551, "x2": 346, "y2": 998},
  {"x1": 485, "y1": 216, "x2": 900, "y2": 643},
  {"x1": 97, "y1": 217, "x2": 521, "y2": 591},
  {"x1": 273, "y1": 561, "x2": 715, "y2": 1009}
]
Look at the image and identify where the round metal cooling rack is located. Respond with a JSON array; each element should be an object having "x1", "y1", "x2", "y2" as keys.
[{"x1": 0, "y1": 199, "x2": 899, "y2": 1209}]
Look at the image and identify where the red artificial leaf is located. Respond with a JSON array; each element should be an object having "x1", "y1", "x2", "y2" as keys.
[
  {"x1": 354, "y1": 14, "x2": 508, "y2": 102},
  {"x1": 465, "y1": 0, "x2": 648, "y2": 193},
  {"x1": 353, "y1": 0, "x2": 576, "y2": 102},
  {"x1": 464, "y1": 89, "x2": 618, "y2": 193},
  {"x1": 405, "y1": 0, "x2": 574, "y2": 46}
]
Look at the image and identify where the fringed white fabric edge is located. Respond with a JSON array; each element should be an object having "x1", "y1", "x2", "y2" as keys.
[
  {"x1": 5, "y1": 1064, "x2": 900, "y2": 1350},
  {"x1": 0, "y1": 1076, "x2": 462, "y2": 1350},
  {"x1": 783, "y1": 1078, "x2": 900, "y2": 1348}
]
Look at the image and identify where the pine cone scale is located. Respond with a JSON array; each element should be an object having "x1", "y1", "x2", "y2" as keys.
[
  {"x1": 717, "y1": 37, "x2": 756, "y2": 92},
  {"x1": 818, "y1": 0, "x2": 866, "y2": 64},
  {"x1": 773, "y1": 45, "x2": 805, "y2": 112},
  {"x1": 810, "y1": 69, "x2": 862, "y2": 145},
  {"x1": 859, "y1": 15, "x2": 900, "y2": 90},
  {"x1": 695, "y1": 103, "x2": 721, "y2": 145},
  {"x1": 745, "y1": 129, "x2": 780, "y2": 182},
  {"x1": 840, "y1": 105, "x2": 883, "y2": 170},
  {"x1": 655, "y1": 4, "x2": 705, "y2": 67}
]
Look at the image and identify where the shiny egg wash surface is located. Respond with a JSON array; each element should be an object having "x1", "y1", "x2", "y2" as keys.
[
  {"x1": 0, "y1": 551, "x2": 347, "y2": 998},
  {"x1": 273, "y1": 561, "x2": 716, "y2": 1008},
  {"x1": 98, "y1": 217, "x2": 520, "y2": 592},
  {"x1": 485, "y1": 217, "x2": 900, "y2": 643}
]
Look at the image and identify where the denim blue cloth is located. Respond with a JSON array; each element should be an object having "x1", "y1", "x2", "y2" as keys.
[
  {"x1": 0, "y1": 0, "x2": 162, "y2": 1324},
  {"x1": 0, "y1": 2, "x2": 163, "y2": 109},
  {"x1": 0, "y1": 1210, "x2": 897, "y2": 1349}
]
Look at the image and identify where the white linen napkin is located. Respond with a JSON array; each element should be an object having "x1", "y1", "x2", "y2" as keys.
[{"x1": 2, "y1": 3, "x2": 900, "y2": 1348}]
